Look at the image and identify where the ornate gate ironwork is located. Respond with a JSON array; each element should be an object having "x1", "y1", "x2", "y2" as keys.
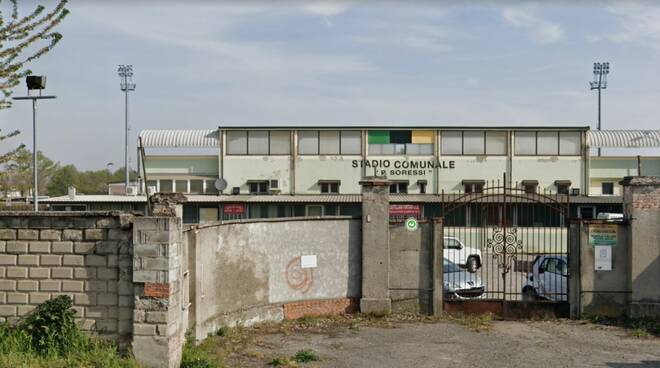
[{"x1": 441, "y1": 173, "x2": 570, "y2": 303}]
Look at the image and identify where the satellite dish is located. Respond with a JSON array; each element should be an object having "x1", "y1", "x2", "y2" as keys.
[{"x1": 214, "y1": 178, "x2": 227, "y2": 191}]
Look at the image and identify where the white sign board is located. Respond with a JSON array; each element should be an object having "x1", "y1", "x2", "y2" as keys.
[
  {"x1": 594, "y1": 245, "x2": 612, "y2": 271},
  {"x1": 300, "y1": 255, "x2": 317, "y2": 269}
]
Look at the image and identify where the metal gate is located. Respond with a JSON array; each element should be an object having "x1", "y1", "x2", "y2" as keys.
[{"x1": 441, "y1": 174, "x2": 571, "y2": 316}]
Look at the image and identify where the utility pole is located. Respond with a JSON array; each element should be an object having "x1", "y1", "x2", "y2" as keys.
[
  {"x1": 590, "y1": 62, "x2": 610, "y2": 157},
  {"x1": 117, "y1": 65, "x2": 136, "y2": 191},
  {"x1": 13, "y1": 76, "x2": 56, "y2": 211}
]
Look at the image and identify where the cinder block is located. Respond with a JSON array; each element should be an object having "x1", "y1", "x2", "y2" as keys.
[
  {"x1": 17, "y1": 305, "x2": 35, "y2": 316},
  {"x1": 72, "y1": 306, "x2": 85, "y2": 318},
  {"x1": 62, "y1": 255, "x2": 84, "y2": 266},
  {"x1": 28, "y1": 241, "x2": 50, "y2": 253},
  {"x1": 133, "y1": 323, "x2": 156, "y2": 336},
  {"x1": 133, "y1": 244, "x2": 161, "y2": 258},
  {"x1": 86, "y1": 306, "x2": 107, "y2": 319},
  {"x1": 28, "y1": 217, "x2": 51, "y2": 228},
  {"x1": 76, "y1": 318, "x2": 96, "y2": 331},
  {"x1": 98, "y1": 293, "x2": 117, "y2": 306},
  {"x1": 95, "y1": 241, "x2": 118, "y2": 255},
  {"x1": 40, "y1": 280, "x2": 61, "y2": 292},
  {"x1": 119, "y1": 295, "x2": 133, "y2": 307},
  {"x1": 74, "y1": 267, "x2": 96, "y2": 279},
  {"x1": 17, "y1": 280, "x2": 38, "y2": 291},
  {"x1": 40, "y1": 229, "x2": 61, "y2": 241},
  {"x1": 0, "y1": 280, "x2": 16, "y2": 291},
  {"x1": 17, "y1": 229, "x2": 39, "y2": 240},
  {"x1": 29, "y1": 267, "x2": 50, "y2": 278},
  {"x1": 0, "y1": 229, "x2": 17, "y2": 240},
  {"x1": 107, "y1": 306, "x2": 118, "y2": 319},
  {"x1": 84, "y1": 229, "x2": 105, "y2": 241},
  {"x1": 62, "y1": 229, "x2": 83, "y2": 241},
  {"x1": 51, "y1": 267, "x2": 73, "y2": 279},
  {"x1": 97, "y1": 267, "x2": 118, "y2": 281},
  {"x1": 145, "y1": 311, "x2": 168, "y2": 324},
  {"x1": 40, "y1": 254, "x2": 62, "y2": 266},
  {"x1": 6, "y1": 241, "x2": 28, "y2": 254},
  {"x1": 0, "y1": 255, "x2": 17, "y2": 266},
  {"x1": 51, "y1": 241, "x2": 74, "y2": 253},
  {"x1": 85, "y1": 280, "x2": 106, "y2": 292},
  {"x1": 85, "y1": 255, "x2": 106, "y2": 267},
  {"x1": 96, "y1": 320, "x2": 118, "y2": 333},
  {"x1": 74, "y1": 242, "x2": 95, "y2": 254},
  {"x1": 62, "y1": 281, "x2": 84, "y2": 292},
  {"x1": 0, "y1": 267, "x2": 4, "y2": 278},
  {"x1": 118, "y1": 307, "x2": 132, "y2": 320},
  {"x1": 0, "y1": 306, "x2": 16, "y2": 317},
  {"x1": 7, "y1": 292, "x2": 28, "y2": 304},
  {"x1": 18, "y1": 255, "x2": 39, "y2": 266},
  {"x1": 118, "y1": 319, "x2": 132, "y2": 335},
  {"x1": 97, "y1": 217, "x2": 119, "y2": 229},
  {"x1": 107, "y1": 255, "x2": 118, "y2": 267},
  {"x1": 0, "y1": 241, "x2": 5, "y2": 252},
  {"x1": 29, "y1": 293, "x2": 51, "y2": 304},
  {"x1": 74, "y1": 293, "x2": 96, "y2": 305},
  {"x1": 117, "y1": 281, "x2": 133, "y2": 296},
  {"x1": 6, "y1": 267, "x2": 27, "y2": 278},
  {"x1": 133, "y1": 309, "x2": 145, "y2": 322}
]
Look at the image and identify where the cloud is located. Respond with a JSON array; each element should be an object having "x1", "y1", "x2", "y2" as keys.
[
  {"x1": 606, "y1": 3, "x2": 660, "y2": 50},
  {"x1": 302, "y1": 1, "x2": 351, "y2": 17},
  {"x1": 501, "y1": 7, "x2": 563, "y2": 44}
]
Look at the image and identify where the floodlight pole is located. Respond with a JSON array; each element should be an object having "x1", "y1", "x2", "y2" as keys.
[
  {"x1": 12, "y1": 93, "x2": 57, "y2": 211},
  {"x1": 597, "y1": 71, "x2": 602, "y2": 157},
  {"x1": 118, "y1": 65, "x2": 136, "y2": 192},
  {"x1": 590, "y1": 62, "x2": 609, "y2": 157}
]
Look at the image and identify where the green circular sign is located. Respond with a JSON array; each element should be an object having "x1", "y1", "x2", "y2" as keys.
[{"x1": 405, "y1": 217, "x2": 418, "y2": 231}]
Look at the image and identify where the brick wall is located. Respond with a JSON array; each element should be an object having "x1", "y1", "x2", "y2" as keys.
[{"x1": 0, "y1": 212, "x2": 134, "y2": 349}]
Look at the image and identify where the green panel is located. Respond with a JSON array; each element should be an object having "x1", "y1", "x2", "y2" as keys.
[{"x1": 368, "y1": 130, "x2": 390, "y2": 144}]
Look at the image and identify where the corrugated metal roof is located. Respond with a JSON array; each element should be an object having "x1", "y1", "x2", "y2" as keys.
[
  {"x1": 587, "y1": 130, "x2": 660, "y2": 148},
  {"x1": 42, "y1": 195, "x2": 148, "y2": 203},
  {"x1": 42, "y1": 194, "x2": 621, "y2": 205},
  {"x1": 139, "y1": 129, "x2": 219, "y2": 148}
]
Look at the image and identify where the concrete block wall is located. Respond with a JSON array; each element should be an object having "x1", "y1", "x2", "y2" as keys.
[
  {"x1": 0, "y1": 212, "x2": 134, "y2": 348},
  {"x1": 132, "y1": 217, "x2": 187, "y2": 368}
]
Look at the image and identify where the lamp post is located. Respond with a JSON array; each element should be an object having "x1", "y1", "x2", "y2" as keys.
[
  {"x1": 590, "y1": 62, "x2": 610, "y2": 157},
  {"x1": 12, "y1": 76, "x2": 56, "y2": 211},
  {"x1": 117, "y1": 65, "x2": 135, "y2": 192}
]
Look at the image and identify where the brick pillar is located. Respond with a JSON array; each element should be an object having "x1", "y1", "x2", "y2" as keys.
[
  {"x1": 149, "y1": 193, "x2": 187, "y2": 218},
  {"x1": 621, "y1": 176, "x2": 660, "y2": 317},
  {"x1": 359, "y1": 177, "x2": 391, "y2": 315},
  {"x1": 132, "y1": 217, "x2": 185, "y2": 368}
]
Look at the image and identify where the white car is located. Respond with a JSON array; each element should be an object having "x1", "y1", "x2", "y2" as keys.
[
  {"x1": 444, "y1": 258, "x2": 485, "y2": 299},
  {"x1": 522, "y1": 255, "x2": 568, "y2": 302},
  {"x1": 443, "y1": 236, "x2": 482, "y2": 273}
]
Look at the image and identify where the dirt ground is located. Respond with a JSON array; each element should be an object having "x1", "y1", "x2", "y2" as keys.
[{"x1": 197, "y1": 314, "x2": 660, "y2": 368}]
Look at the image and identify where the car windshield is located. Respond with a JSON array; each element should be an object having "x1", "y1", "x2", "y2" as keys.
[{"x1": 443, "y1": 259, "x2": 462, "y2": 273}]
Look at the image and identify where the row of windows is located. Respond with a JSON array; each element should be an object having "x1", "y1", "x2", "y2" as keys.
[
  {"x1": 146, "y1": 179, "x2": 218, "y2": 194},
  {"x1": 224, "y1": 130, "x2": 582, "y2": 156}
]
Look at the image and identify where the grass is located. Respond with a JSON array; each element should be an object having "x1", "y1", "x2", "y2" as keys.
[
  {"x1": 586, "y1": 315, "x2": 659, "y2": 338},
  {"x1": 442, "y1": 312, "x2": 494, "y2": 332},
  {"x1": 0, "y1": 296, "x2": 139, "y2": 368}
]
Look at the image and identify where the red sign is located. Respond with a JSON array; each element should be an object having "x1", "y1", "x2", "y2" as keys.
[
  {"x1": 223, "y1": 203, "x2": 246, "y2": 215},
  {"x1": 389, "y1": 204, "x2": 421, "y2": 216}
]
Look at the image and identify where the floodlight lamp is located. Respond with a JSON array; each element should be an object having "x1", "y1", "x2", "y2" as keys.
[{"x1": 26, "y1": 75, "x2": 47, "y2": 90}]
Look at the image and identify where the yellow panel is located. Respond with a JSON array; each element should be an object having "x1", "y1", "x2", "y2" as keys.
[{"x1": 412, "y1": 130, "x2": 434, "y2": 144}]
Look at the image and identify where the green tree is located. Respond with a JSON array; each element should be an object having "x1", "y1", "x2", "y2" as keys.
[
  {"x1": 0, "y1": 147, "x2": 58, "y2": 197},
  {"x1": 1, "y1": 0, "x2": 70, "y2": 163},
  {"x1": 45, "y1": 163, "x2": 78, "y2": 196}
]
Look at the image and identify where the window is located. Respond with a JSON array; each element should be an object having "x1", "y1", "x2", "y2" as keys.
[
  {"x1": 578, "y1": 206, "x2": 596, "y2": 219},
  {"x1": 486, "y1": 131, "x2": 507, "y2": 155},
  {"x1": 559, "y1": 131, "x2": 581, "y2": 155},
  {"x1": 341, "y1": 131, "x2": 362, "y2": 154},
  {"x1": 555, "y1": 180, "x2": 571, "y2": 195},
  {"x1": 305, "y1": 205, "x2": 323, "y2": 216},
  {"x1": 602, "y1": 182, "x2": 614, "y2": 195},
  {"x1": 199, "y1": 207, "x2": 218, "y2": 224},
  {"x1": 463, "y1": 131, "x2": 485, "y2": 155},
  {"x1": 226, "y1": 130, "x2": 248, "y2": 155},
  {"x1": 522, "y1": 180, "x2": 538, "y2": 194},
  {"x1": 418, "y1": 181, "x2": 427, "y2": 194},
  {"x1": 463, "y1": 180, "x2": 484, "y2": 193},
  {"x1": 248, "y1": 181, "x2": 268, "y2": 194},
  {"x1": 298, "y1": 130, "x2": 319, "y2": 155},
  {"x1": 324, "y1": 204, "x2": 339, "y2": 216},
  {"x1": 444, "y1": 238, "x2": 462, "y2": 249},
  {"x1": 269, "y1": 130, "x2": 291, "y2": 155},
  {"x1": 190, "y1": 180, "x2": 203, "y2": 194},
  {"x1": 514, "y1": 131, "x2": 536, "y2": 155},
  {"x1": 159, "y1": 179, "x2": 173, "y2": 193},
  {"x1": 390, "y1": 182, "x2": 408, "y2": 194},
  {"x1": 441, "y1": 131, "x2": 462, "y2": 155},
  {"x1": 319, "y1": 130, "x2": 340, "y2": 155},
  {"x1": 204, "y1": 180, "x2": 217, "y2": 194},
  {"x1": 543, "y1": 258, "x2": 568, "y2": 276},
  {"x1": 146, "y1": 180, "x2": 157, "y2": 193},
  {"x1": 247, "y1": 130, "x2": 268, "y2": 155},
  {"x1": 319, "y1": 181, "x2": 340, "y2": 194},
  {"x1": 537, "y1": 131, "x2": 559, "y2": 155},
  {"x1": 175, "y1": 180, "x2": 187, "y2": 193}
]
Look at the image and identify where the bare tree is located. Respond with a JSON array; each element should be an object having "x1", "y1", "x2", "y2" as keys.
[{"x1": 0, "y1": 0, "x2": 69, "y2": 163}]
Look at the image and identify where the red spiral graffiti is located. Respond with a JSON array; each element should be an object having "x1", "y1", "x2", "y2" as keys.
[{"x1": 285, "y1": 256, "x2": 314, "y2": 294}]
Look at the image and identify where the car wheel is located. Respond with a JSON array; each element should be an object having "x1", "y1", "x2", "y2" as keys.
[
  {"x1": 466, "y1": 256, "x2": 478, "y2": 273},
  {"x1": 523, "y1": 288, "x2": 537, "y2": 302}
]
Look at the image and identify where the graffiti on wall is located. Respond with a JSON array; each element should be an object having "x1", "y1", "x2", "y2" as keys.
[{"x1": 285, "y1": 256, "x2": 314, "y2": 293}]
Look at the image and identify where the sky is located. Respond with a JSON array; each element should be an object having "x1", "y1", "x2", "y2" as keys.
[{"x1": 2, "y1": 0, "x2": 660, "y2": 170}]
